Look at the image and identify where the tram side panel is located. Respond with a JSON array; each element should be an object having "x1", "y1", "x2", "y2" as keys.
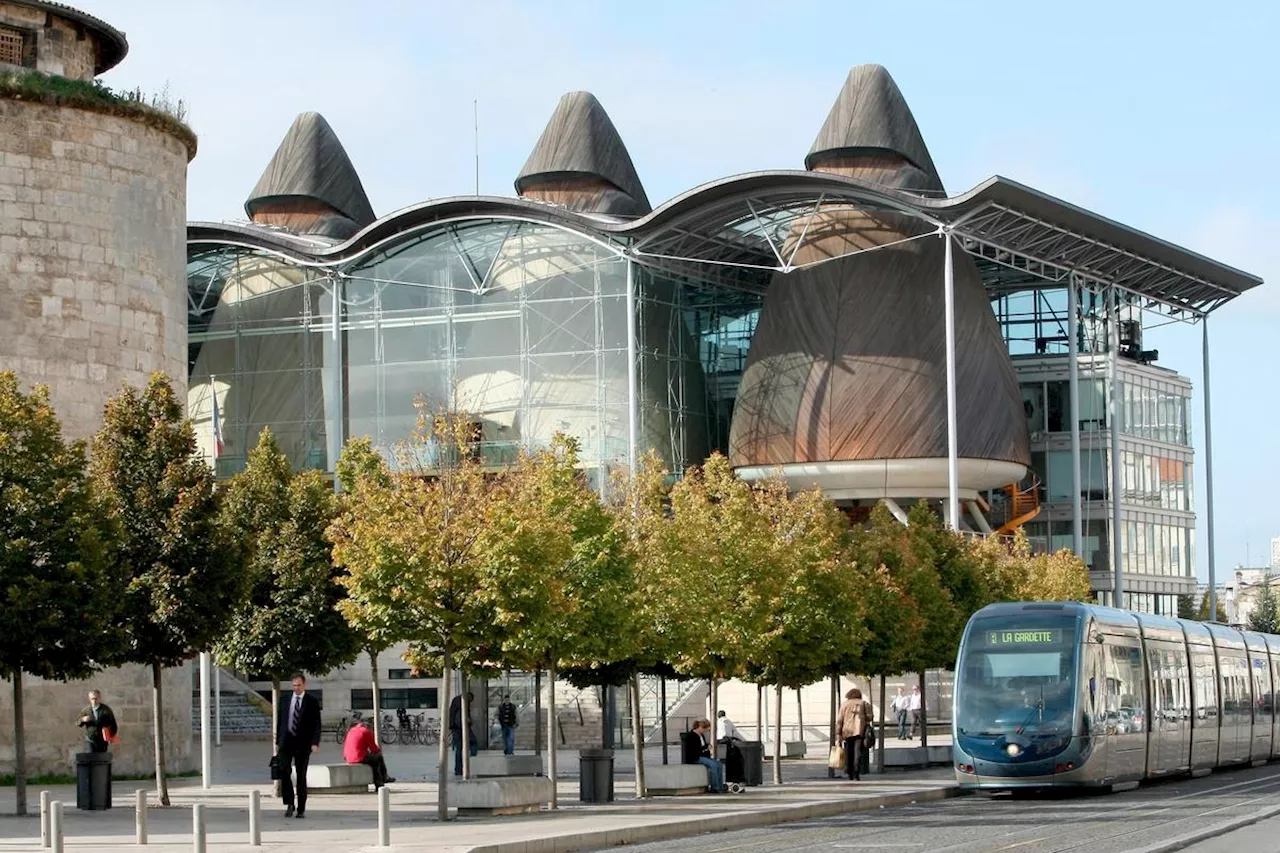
[
  {"x1": 1268, "y1": 634, "x2": 1280, "y2": 760},
  {"x1": 1100, "y1": 633, "x2": 1147, "y2": 783},
  {"x1": 1182, "y1": 623, "x2": 1219, "y2": 773},
  {"x1": 1208, "y1": 623, "x2": 1251, "y2": 766},
  {"x1": 1142, "y1": 640, "x2": 1191, "y2": 777},
  {"x1": 1242, "y1": 631, "x2": 1273, "y2": 764}
]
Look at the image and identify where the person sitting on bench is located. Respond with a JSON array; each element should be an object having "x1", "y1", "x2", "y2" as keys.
[
  {"x1": 343, "y1": 719, "x2": 394, "y2": 788},
  {"x1": 690, "y1": 719, "x2": 726, "y2": 793}
]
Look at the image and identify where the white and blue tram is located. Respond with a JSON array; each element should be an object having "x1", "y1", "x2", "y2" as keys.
[{"x1": 952, "y1": 601, "x2": 1280, "y2": 791}]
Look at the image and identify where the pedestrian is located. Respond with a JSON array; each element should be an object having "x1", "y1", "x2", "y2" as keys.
[
  {"x1": 836, "y1": 688, "x2": 873, "y2": 781},
  {"x1": 716, "y1": 710, "x2": 742, "y2": 742},
  {"x1": 449, "y1": 691, "x2": 478, "y2": 775},
  {"x1": 691, "y1": 719, "x2": 726, "y2": 793},
  {"x1": 277, "y1": 673, "x2": 321, "y2": 819},
  {"x1": 77, "y1": 690, "x2": 118, "y2": 753},
  {"x1": 909, "y1": 684, "x2": 922, "y2": 739},
  {"x1": 891, "y1": 687, "x2": 910, "y2": 740},
  {"x1": 343, "y1": 719, "x2": 395, "y2": 788},
  {"x1": 497, "y1": 694, "x2": 518, "y2": 755}
]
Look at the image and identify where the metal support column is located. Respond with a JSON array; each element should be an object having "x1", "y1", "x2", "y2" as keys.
[
  {"x1": 1068, "y1": 278, "x2": 1083, "y2": 556},
  {"x1": 326, "y1": 276, "x2": 346, "y2": 490},
  {"x1": 625, "y1": 258, "x2": 639, "y2": 472},
  {"x1": 943, "y1": 231, "x2": 959, "y2": 530},
  {"x1": 199, "y1": 652, "x2": 211, "y2": 789},
  {"x1": 1108, "y1": 287, "x2": 1124, "y2": 606},
  {"x1": 1203, "y1": 318, "x2": 1218, "y2": 619}
]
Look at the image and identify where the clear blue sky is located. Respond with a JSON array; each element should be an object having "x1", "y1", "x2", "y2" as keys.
[{"x1": 89, "y1": 0, "x2": 1279, "y2": 580}]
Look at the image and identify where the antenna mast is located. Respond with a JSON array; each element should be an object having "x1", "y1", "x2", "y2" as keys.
[{"x1": 473, "y1": 99, "x2": 479, "y2": 196}]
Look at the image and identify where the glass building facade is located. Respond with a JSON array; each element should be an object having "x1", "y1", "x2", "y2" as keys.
[
  {"x1": 994, "y1": 285, "x2": 1197, "y2": 615},
  {"x1": 188, "y1": 219, "x2": 762, "y2": 487}
]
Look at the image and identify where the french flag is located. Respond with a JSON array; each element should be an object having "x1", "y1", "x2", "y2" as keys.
[{"x1": 210, "y1": 377, "x2": 224, "y2": 458}]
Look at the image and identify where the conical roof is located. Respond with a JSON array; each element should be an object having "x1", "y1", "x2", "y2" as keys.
[
  {"x1": 516, "y1": 92, "x2": 651, "y2": 215},
  {"x1": 245, "y1": 112, "x2": 376, "y2": 227},
  {"x1": 806, "y1": 65, "x2": 943, "y2": 191}
]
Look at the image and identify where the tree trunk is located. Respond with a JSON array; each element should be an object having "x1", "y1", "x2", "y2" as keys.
[
  {"x1": 660, "y1": 678, "x2": 668, "y2": 765},
  {"x1": 461, "y1": 677, "x2": 472, "y2": 780},
  {"x1": 370, "y1": 650, "x2": 382, "y2": 746},
  {"x1": 918, "y1": 670, "x2": 928, "y2": 750},
  {"x1": 708, "y1": 677, "x2": 718, "y2": 761},
  {"x1": 152, "y1": 662, "x2": 170, "y2": 806},
  {"x1": 630, "y1": 675, "x2": 646, "y2": 799},
  {"x1": 534, "y1": 669, "x2": 542, "y2": 756},
  {"x1": 437, "y1": 647, "x2": 452, "y2": 822},
  {"x1": 747, "y1": 681, "x2": 757, "y2": 742},
  {"x1": 771, "y1": 684, "x2": 783, "y2": 785},
  {"x1": 547, "y1": 661, "x2": 558, "y2": 809},
  {"x1": 877, "y1": 675, "x2": 887, "y2": 774},
  {"x1": 796, "y1": 688, "x2": 804, "y2": 744},
  {"x1": 827, "y1": 674, "x2": 838, "y2": 779},
  {"x1": 13, "y1": 671, "x2": 26, "y2": 815},
  {"x1": 271, "y1": 678, "x2": 282, "y2": 798}
]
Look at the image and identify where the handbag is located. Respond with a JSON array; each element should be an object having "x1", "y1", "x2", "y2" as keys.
[
  {"x1": 864, "y1": 722, "x2": 877, "y2": 749},
  {"x1": 268, "y1": 755, "x2": 280, "y2": 781},
  {"x1": 827, "y1": 743, "x2": 845, "y2": 769}
]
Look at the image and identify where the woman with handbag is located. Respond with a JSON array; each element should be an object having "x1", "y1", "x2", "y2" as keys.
[{"x1": 836, "y1": 687, "x2": 873, "y2": 781}]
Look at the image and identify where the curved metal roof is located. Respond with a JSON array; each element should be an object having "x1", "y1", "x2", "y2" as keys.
[
  {"x1": 10, "y1": 1, "x2": 128, "y2": 74},
  {"x1": 190, "y1": 169, "x2": 1262, "y2": 315}
]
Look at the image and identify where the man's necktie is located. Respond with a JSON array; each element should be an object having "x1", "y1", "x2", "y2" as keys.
[{"x1": 289, "y1": 698, "x2": 301, "y2": 736}]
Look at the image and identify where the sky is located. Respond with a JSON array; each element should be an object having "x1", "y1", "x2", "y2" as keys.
[{"x1": 84, "y1": 0, "x2": 1279, "y2": 580}]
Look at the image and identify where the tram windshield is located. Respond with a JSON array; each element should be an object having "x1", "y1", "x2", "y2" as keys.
[{"x1": 956, "y1": 615, "x2": 1079, "y2": 738}]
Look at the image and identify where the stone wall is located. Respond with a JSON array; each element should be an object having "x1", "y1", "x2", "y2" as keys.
[
  {"x1": 0, "y1": 98, "x2": 189, "y2": 440},
  {"x1": 0, "y1": 2, "x2": 99, "y2": 81},
  {"x1": 0, "y1": 664, "x2": 194, "y2": 776}
]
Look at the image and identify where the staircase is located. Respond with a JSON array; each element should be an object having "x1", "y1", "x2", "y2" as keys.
[
  {"x1": 512, "y1": 680, "x2": 606, "y2": 750},
  {"x1": 191, "y1": 691, "x2": 272, "y2": 737},
  {"x1": 994, "y1": 475, "x2": 1041, "y2": 535}
]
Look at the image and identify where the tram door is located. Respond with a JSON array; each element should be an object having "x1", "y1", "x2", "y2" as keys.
[{"x1": 1103, "y1": 637, "x2": 1147, "y2": 781}]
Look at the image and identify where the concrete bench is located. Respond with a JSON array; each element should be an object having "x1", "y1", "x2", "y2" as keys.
[
  {"x1": 763, "y1": 740, "x2": 807, "y2": 759},
  {"x1": 451, "y1": 777, "x2": 554, "y2": 816},
  {"x1": 471, "y1": 754, "x2": 543, "y2": 777},
  {"x1": 306, "y1": 763, "x2": 373, "y2": 794},
  {"x1": 645, "y1": 764, "x2": 709, "y2": 796}
]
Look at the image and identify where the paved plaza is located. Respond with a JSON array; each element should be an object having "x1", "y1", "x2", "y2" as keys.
[{"x1": 0, "y1": 739, "x2": 957, "y2": 853}]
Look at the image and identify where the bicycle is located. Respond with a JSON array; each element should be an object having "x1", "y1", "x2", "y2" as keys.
[
  {"x1": 334, "y1": 709, "x2": 365, "y2": 744},
  {"x1": 381, "y1": 712, "x2": 399, "y2": 745},
  {"x1": 421, "y1": 717, "x2": 441, "y2": 746}
]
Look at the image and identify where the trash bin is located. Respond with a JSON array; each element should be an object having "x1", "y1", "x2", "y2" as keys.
[
  {"x1": 732, "y1": 740, "x2": 763, "y2": 787},
  {"x1": 75, "y1": 751, "x2": 112, "y2": 810},
  {"x1": 579, "y1": 747, "x2": 614, "y2": 803}
]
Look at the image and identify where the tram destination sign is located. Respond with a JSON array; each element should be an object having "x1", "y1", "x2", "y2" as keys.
[{"x1": 982, "y1": 628, "x2": 1064, "y2": 646}]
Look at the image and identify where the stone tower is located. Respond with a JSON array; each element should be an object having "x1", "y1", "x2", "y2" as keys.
[{"x1": 0, "y1": 1, "x2": 195, "y2": 777}]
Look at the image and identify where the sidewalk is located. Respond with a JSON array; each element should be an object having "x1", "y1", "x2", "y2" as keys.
[{"x1": 0, "y1": 741, "x2": 959, "y2": 853}]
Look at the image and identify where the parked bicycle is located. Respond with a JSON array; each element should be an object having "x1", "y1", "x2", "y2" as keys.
[{"x1": 333, "y1": 709, "x2": 365, "y2": 744}]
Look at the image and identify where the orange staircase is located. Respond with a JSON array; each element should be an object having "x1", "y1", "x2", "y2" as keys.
[{"x1": 994, "y1": 476, "x2": 1041, "y2": 535}]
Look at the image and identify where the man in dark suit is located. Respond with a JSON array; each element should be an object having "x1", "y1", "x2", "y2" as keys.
[
  {"x1": 77, "y1": 690, "x2": 118, "y2": 753},
  {"x1": 277, "y1": 673, "x2": 321, "y2": 818}
]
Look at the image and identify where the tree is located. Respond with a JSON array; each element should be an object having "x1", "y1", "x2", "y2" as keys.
[
  {"x1": 330, "y1": 410, "x2": 502, "y2": 821},
  {"x1": 90, "y1": 373, "x2": 245, "y2": 805},
  {"x1": 216, "y1": 429, "x2": 361, "y2": 757},
  {"x1": 1248, "y1": 577, "x2": 1279, "y2": 633},
  {"x1": 482, "y1": 435, "x2": 635, "y2": 806},
  {"x1": 974, "y1": 529, "x2": 1092, "y2": 603},
  {"x1": 0, "y1": 373, "x2": 117, "y2": 815},
  {"x1": 1196, "y1": 590, "x2": 1227, "y2": 622},
  {"x1": 1177, "y1": 595, "x2": 1196, "y2": 620}
]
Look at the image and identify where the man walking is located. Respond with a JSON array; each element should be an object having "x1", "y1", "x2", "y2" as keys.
[
  {"x1": 497, "y1": 694, "x2": 518, "y2": 756},
  {"x1": 908, "y1": 684, "x2": 922, "y2": 740},
  {"x1": 277, "y1": 673, "x2": 321, "y2": 818},
  {"x1": 891, "y1": 687, "x2": 910, "y2": 740},
  {"x1": 77, "y1": 690, "x2": 118, "y2": 753}
]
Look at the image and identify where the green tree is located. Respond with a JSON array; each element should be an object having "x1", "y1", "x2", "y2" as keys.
[
  {"x1": 1247, "y1": 577, "x2": 1279, "y2": 633},
  {"x1": 329, "y1": 410, "x2": 502, "y2": 820},
  {"x1": 1177, "y1": 595, "x2": 1196, "y2": 620},
  {"x1": 974, "y1": 529, "x2": 1092, "y2": 603},
  {"x1": 216, "y1": 429, "x2": 361, "y2": 753},
  {"x1": 482, "y1": 435, "x2": 635, "y2": 805},
  {"x1": 90, "y1": 373, "x2": 245, "y2": 805},
  {"x1": 1196, "y1": 590, "x2": 1227, "y2": 622},
  {"x1": 0, "y1": 374, "x2": 117, "y2": 815}
]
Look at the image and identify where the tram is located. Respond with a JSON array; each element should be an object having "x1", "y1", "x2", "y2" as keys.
[{"x1": 952, "y1": 601, "x2": 1280, "y2": 791}]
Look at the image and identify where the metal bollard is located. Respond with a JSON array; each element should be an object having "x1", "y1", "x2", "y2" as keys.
[
  {"x1": 377, "y1": 786, "x2": 390, "y2": 847},
  {"x1": 49, "y1": 801, "x2": 63, "y2": 853},
  {"x1": 193, "y1": 803, "x2": 206, "y2": 853},
  {"x1": 136, "y1": 789, "x2": 148, "y2": 845},
  {"x1": 248, "y1": 789, "x2": 261, "y2": 846},
  {"x1": 40, "y1": 790, "x2": 50, "y2": 848}
]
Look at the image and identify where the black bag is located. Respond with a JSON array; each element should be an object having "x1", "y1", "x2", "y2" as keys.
[
  {"x1": 269, "y1": 755, "x2": 280, "y2": 781},
  {"x1": 865, "y1": 722, "x2": 877, "y2": 749}
]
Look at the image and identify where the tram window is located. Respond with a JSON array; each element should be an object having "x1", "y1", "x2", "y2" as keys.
[
  {"x1": 1252, "y1": 656, "x2": 1271, "y2": 716},
  {"x1": 1103, "y1": 641, "x2": 1145, "y2": 733},
  {"x1": 1272, "y1": 658, "x2": 1280, "y2": 715},
  {"x1": 1191, "y1": 649, "x2": 1218, "y2": 724},
  {"x1": 1220, "y1": 655, "x2": 1249, "y2": 724}
]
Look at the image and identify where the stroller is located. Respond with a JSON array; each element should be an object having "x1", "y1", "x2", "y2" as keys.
[{"x1": 678, "y1": 732, "x2": 748, "y2": 794}]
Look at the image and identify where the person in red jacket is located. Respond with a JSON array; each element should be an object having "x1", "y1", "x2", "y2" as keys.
[{"x1": 343, "y1": 719, "x2": 394, "y2": 788}]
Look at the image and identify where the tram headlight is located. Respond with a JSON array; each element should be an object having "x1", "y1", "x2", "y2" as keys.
[{"x1": 1005, "y1": 743, "x2": 1022, "y2": 757}]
